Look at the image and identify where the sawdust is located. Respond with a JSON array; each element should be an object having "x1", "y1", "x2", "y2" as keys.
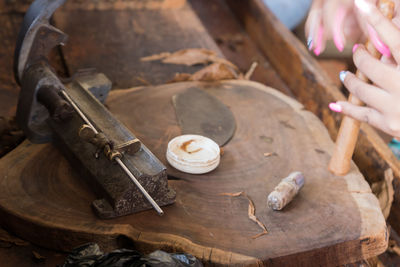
[{"x1": 220, "y1": 191, "x2": 268, "y2": 238}]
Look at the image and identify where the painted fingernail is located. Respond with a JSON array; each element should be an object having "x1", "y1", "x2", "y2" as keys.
[
  {"x1": 339, "y1": 71, "x2": 347, "y2": 83},
  {"x1": 329, "y1": 103, "x2": 342, "y2": 113},
  {"x1": 307, "y1": 36, "x2": 313, "y2": 51},
  {"x1": 354, "y1": 0, "x2": 373, "y2": 14},
  {"x1": 313, "y1": 25, "x2": 324, "y2": 56},
  {"x1": 333, "y1": 7, "x2": 346, "y2": 52},
  {"x1": 352, "y1": 44, "x2": 359, "y2": 53},
  {"x1": 367, "y1": 24, "x2": 391, "y2": 57}
]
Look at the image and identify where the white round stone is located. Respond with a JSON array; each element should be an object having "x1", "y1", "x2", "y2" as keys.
[{"x1": 166, "y1": 134, "x2": 220, "y2": 174}]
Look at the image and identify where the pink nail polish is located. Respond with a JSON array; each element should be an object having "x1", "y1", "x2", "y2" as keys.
[
  {"x1": 313, "y1": 25, "x2": 324, "y2": 56},
  {"x1": 368, "y1": 24, "x2": 391, "y2": 57},
  {"x1": 352, "y1": 44, "x2": 359, "y2": 53},
  {"x1": 329, "y1": 103, "x2": 342, "y2": 113},
  {"x1": 333, "y1": 7, "x2": 346, "y2": 52}
]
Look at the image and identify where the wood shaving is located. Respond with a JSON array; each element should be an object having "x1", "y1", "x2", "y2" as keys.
[
  {"x1": 141, "y1": 48, "x2": 235, "y2": 67},
  {"x1": 221, "y1": 192, "x2": 268, "y2": 238},
  {"x1": 244, "y1": 62, "x2": 258, "y2": 80},
  {"x1": 168, "y1": 62, "x2": 238, "y2": 83},
  {"x1": 162, "y1": 48, "x2": 217, "y2": 66},
  {"x1": 32, "y1": 251, "x2": 46, "y2": 261},
  {"x1": 0, "y1": 227, "x2": 29, "y2": 246},
  {"x1": 263, "y1": 152, "x2": 276, "y2": 157},
  {"x1": 141, "y1": 52, "x2": 172, "y2": 62},
  {"x1": 189, "y1": 62, "x2": 238, "y2": 81},
  {"x1": 143, "y1": 48, "x2": 244, "y2": 82},
  {"x1": 219, "y1": 192, "x2": 243, "y2": 197}
]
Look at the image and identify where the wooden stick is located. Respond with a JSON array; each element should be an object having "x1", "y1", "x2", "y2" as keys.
[{"x1": 328, "y1": 0, "x2": 394, "y2": 175}]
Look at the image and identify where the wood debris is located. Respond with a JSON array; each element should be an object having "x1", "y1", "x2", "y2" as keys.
[
  {"x1": 263, "y1": 152, "x2": 277, "y2": 158},
  {"x1": 219, "y1": 192, "x2": 243, "y2": 197},
  {"x1": 220, "y1": 191, "x2": 268, "y2": 238},
  {"x1": 141, "y1": 48, "x2": 237, "y2": 69},
  {"x1": 32, "y1": 251, "x2": 46, "y2": 262},
  {"x1": 140, "y1": 52, "x2": 172, "y2": 62},
  {"x1": 0, "y1": 227, "x2": 29, "y2": 246},
  {"x1": 244, "y1": 62, "x2": 258, "y2": 80},
  {"x1": 168, "y1": 62, "x2": 238, "y2": 83},
  {"x1": 142, "y1": 48, "x2": 247, "y2": 83}
]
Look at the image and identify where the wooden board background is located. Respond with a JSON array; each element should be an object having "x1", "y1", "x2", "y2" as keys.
[
  {"x1": 0, "y1": 80, "x2": 387, "y2": 266},
  {"x1": 0, "y1": 0, "x2": 397, "y2": 265}
]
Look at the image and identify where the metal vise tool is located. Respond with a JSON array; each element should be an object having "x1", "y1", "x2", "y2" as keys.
[{"x1": 14, "y1": 0, "x2": 175, "y2": 218}]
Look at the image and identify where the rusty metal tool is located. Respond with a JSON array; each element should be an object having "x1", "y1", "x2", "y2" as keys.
[
  {"x1": 328, "y1": 0, "x2": 394, "y2": 175},
  {"x1": 14, "y1": 0, "x2": 175, "y2": 218}
]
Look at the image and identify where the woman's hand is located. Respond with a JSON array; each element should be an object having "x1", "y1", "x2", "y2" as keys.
[
  {"x1": 329, "y1": 0, "x2": 400, "y2": 138},
  {"x1": 305, "y1": 0, "x2": 364, "y2": 55}
]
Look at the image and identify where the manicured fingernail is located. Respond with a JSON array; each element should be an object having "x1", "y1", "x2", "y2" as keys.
[
  {"x1": 339, "y1": 71, "x2": 347, "y2": 83},
  {"x1": 333, "y1": 7, "x2": 346, "y2": 52},
  {"x1": 352, "y1": 44, "x2": 359, "y2": 53},
  {"x1": 329, "y1": 103, "x2": 342, "y2": 113},
  {"x1": 367, "y1": 24, "x2": 391, "y2": 57},
  {"x1": 313, "y1": 25, "x2": 324, "y2": 56},
  {"x1": 307, "y1": 36, "x2": 313, "y2": 51},
  {"x1": 354, "y1": 0, "x2": 372, "y2": 14}
]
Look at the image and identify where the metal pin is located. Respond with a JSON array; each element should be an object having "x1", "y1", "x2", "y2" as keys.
[
  {"x1": 60, "y1": 90, "x2": 98, "y2": 134},
  {"x1": 60, "y1": 89, "x2": 164, "y2": 215},
  {"x1": 115, "y1": 157, "x2": 164, "y2": 215}
]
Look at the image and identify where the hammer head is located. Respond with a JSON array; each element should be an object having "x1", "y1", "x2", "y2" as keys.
[
  {"x1": 14, "y1": 0, "x2": 68, "y2": 143},
  {"x1": 14, "y1": 0, "x2": 67, "y2": 84}
]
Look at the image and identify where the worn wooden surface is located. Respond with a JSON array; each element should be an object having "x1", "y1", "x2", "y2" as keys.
[
  {"x1": 225, "y1": 0, "x2": 400, "y2": 233},
  {"x1": 52, "y1": 3, "x2": 221, "y2": 89},
  {"x1": 0, "y1": 80, "x2": 388, "y2": 266}
]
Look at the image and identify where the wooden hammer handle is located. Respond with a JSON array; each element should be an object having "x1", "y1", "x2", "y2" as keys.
[{"x1": 328, "y1": 0, "x2": 394, "y2": 176}]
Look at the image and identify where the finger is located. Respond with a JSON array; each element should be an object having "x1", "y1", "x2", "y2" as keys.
[
  {"x1": 335, "y1": 101, "x2": 386, "y2": 130},
  {"x1": 333, "y1": 6, "x2": 349, "y2": 52},
  {"x1": 355, "y1": 0, "x2": 400, "y2": 61},
  {"x1": 305, "y1": 0, "x2": 323, "y2": 50},
  {"x1": 313, "y1": 24, "x2": 326, "y2": 56},
  {"x1": 353, "y1": 45, "x2": 400, "y2": 92},
  {"x1": 340, "y1": 71, "x2": 391, "y2": 111}
]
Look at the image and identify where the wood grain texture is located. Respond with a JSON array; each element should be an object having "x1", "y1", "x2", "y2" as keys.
[
  {"x1": 53, "y1": 3, "x2": 222, "y2": 89},
  {"x1": 0, "y1": 14, "x2": 21, "y2": 118},
  {"x1": 225, "y1": 0, "x2": 400, "y2": 232},
  {"x1": 0, "y1": 81, "x2": 387, "y2": 266}
]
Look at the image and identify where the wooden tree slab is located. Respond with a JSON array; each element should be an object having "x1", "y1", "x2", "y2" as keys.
[{"x1": 0, "y1": 80, "x2": 387, "y2": 266}]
